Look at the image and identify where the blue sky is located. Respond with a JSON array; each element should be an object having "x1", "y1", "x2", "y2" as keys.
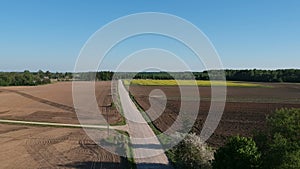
[{"x1": 0, "y1": 0, "x2": 299, "y2": 72}]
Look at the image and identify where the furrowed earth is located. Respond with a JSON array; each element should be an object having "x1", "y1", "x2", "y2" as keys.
[
  {"x1": 0, "y1": 82, "x2": 127, "y2": 169},
  {"x1": 0, "y1": 80, "x2": 299, "y2": 168},
  {"x1": 0, "y1": 123, "x2": 129, "y2": 169},
  {"x1": 0, "y1": 82, "x2": 123, "y2": 125},
  {"x1": 128, "y1": 82, "x2": 300, "y2": 147}
]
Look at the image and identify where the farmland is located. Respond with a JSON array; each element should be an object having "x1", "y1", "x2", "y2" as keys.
[
  {"x1": 0, "y1": 124, "x2": 125, "y2": 169},
  {"x1": 0, "y1": 82, "x2": 124, "y2": 125},
  {"x1": 124, "y1": 79, "x2": 269, "y2": 87},
  {"x1": 0, "y1": 82, "x2": 128, "y2": 169},
  {"x1": 128, "y1": 81, "x2": 300, "y2": 147},
  {"x1": 0, "y1": 79, "x2": 299, "y2": 168}
]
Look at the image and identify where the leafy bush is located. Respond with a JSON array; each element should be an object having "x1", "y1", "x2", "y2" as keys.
[
  {"x1": 169, "y1": 133, "x2": 214, "y2": 169},
  {"x1": 212, "y1": 136, "x2": 261, "y2": 169}
]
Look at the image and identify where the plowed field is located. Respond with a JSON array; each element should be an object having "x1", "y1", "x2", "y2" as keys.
[
  {"x1": 128, "y1": 82, "x2": 300, "y2": 147},
  {"x1": 0, "y1": 124, "x2": 124, "y2": 169},
  {"x1": 0, "y1": 82, "x2": 126, "y2": 168},
  {"x1": 0, "y1": 82, "x2": 123, "y2": 125}
]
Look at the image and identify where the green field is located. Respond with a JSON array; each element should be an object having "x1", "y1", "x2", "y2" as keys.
[{"x1": 124, "y1": 79, "x2": 270, "y2": 87}]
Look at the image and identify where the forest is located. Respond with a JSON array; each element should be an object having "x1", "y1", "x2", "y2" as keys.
[
  {"x1": 129, "y1": 69, "x2": 300, "y2": 82},
  {"x1": 0, "y1": 70, "x2": 72, "y2": 86},
  {"x1": 0, "y1": 69, "x2": 299, "y2": 86}
]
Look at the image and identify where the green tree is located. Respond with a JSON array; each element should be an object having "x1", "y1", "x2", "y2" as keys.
[
  {"x1": 268, "y1": 108, "x2": 299, "y2": 143},
  {"x1": 255, "y1": 108, "x2": 300, "y2": 169},
  {"x1": 212, "y1": 136, "x2": 261, "y2": 169}
]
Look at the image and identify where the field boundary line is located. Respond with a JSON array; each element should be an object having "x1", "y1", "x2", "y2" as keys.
[{"x1": 0, "y1": 119, "x2": 128, "y2": 131}]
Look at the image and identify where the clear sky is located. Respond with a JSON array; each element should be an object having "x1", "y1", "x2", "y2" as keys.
[{"x1": 0, "y1": 0, "x2": 299, "y2": 72}]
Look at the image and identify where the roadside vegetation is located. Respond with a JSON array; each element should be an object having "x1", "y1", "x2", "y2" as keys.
[
  {"x1": 128, "y1": 90, "x2": 212, "y2": 169},
  {"x1": 212, "y1": 136, "x2": 261, "y2": 169},
  {"x1": 168, "y1": 108, "x2": 300, "y2": 169},
  {"x1": 254, "y1": 108, "x2": 300, "y2": 169},
  {"x1": 168, "y1": 133, "x2": 214, "y2": 169},
  {"x1": 110, "y1": 82, "x2": 127, "y2": 126},
  {"x1": 171, "y1": 108, "x2": 300, "y2": 169},
  {"x1": 213, "y1": 108, "x2": 300, "y2": 169},
  {"x1": 102, "y1": 132, "x2": 136, "y2": 169}
]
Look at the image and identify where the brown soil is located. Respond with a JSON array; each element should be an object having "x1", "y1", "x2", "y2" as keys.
[
  {"x1": 0, "y1": 82, "x2": 127, "y2": 168},
  {"x1": 0, "y1": 82, "x2": 123, "y2": 125},
  {"x1": 129, "y1": 82, "x2": 300, "y2": 147},
  {"x1": 0, "y1": 124, "x2": 124, "y2": 169}
]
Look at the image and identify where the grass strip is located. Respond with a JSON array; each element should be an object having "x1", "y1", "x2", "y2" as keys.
[
  {"x1": 110, "y1": 82, "x2": 127, "y2": 126},
  {"x1": 128, "y1": 91, "x2": 175, "y2": 165},
  {"x1": 102, "y1": 130, "x2": 136, "y2": 169}
]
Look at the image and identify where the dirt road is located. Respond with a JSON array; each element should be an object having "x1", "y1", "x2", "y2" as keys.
[{"x1": 118, "y1": 80, "x2": 172, "y2": 169}]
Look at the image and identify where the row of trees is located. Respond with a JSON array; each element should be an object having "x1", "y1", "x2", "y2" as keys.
[
  {"x1": 1, "y1": 69, "x2": 299, "y2": 86},
  {"x1": 74, "y1": 71, "x2": 114, "y2": 81},
  {"x1": 116, "y1": 69, "x2": 300, "y2": 82},
  {"x1": 0, "y1": 71, "x2": 51, "y2": 86},
  {"x1": 0, "y1": 70, "x2": 115, "y2": 86},
  {"x1": 171, "y1": 108, "x2": 300, "y2": 169},
  {"x1": 0, "y1": 70, "x2": 75, "y2": 86},
  {"x1": 0, "y1": 70, "x2": 73, "y2": 86},
  {"x1": 223, "y1": 69, "x2": 300, "y2": 82}
]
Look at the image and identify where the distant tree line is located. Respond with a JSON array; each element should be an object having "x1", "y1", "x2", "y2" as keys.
[
  {"x1": 223, "y1": 69, "x2": 300, "y2": 82},
  {"x1": 74, "y1": 71, "x2": 114, "y2": 81},
  {"x1": 1, "y1": 69, "x2": 299, "y2": 86},
  {"x1": 0, "y1": 70, "x2": 114, "y2": 86},
  {"x1": 116, "y1": 69, "x2": 300, "y2": 82},
  {"x1": 0, "y1": 70, "x2": 49, "y2": 86},
  {"x1": 0, "y1": 70, "x2": 72, "y2": 86}
]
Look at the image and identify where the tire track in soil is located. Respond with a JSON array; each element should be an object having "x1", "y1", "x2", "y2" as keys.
[
  {"x1": 96, "y1": 88, "x2": 112, "y2": 124},
  {"x1": 96, "y1": 84, "x2": 123, "y2": 125},
  {"x1": 25, "y1": 132, "x2": 72, "y2": 168},
  {"x1": 0, "y1": 110, "x2": 9, "y2": 114},
  {"x1": 78, "y1": 136, "x2": 120, "y2": 169},
  {"x1": 79, "y1": 138, "x2": 100, "y2": 169},
  {"x1": 0, "y1": 89, "x2": 75, "y2": 113},
  {"x1": 0, "y1": 126, "x2": 28, "y2": 135}
]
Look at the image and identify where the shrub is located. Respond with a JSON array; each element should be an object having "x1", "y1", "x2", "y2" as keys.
[
  {"x1": 170, "y1": 133, "x2": 214, "y2": 169},
  {"x1": 212, "y1": 136, "x2": 261, "y2": 169}
]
